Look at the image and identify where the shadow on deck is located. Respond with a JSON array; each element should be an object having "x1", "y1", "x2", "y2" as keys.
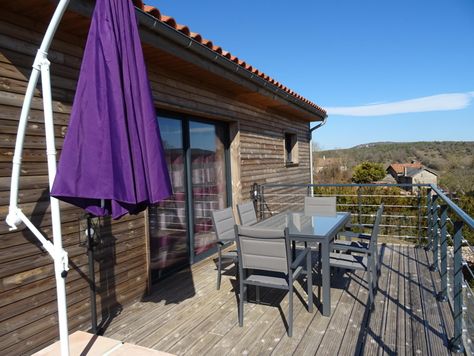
[{"x1": 102, "y1": 244, "x2": 454, "y2": 355}]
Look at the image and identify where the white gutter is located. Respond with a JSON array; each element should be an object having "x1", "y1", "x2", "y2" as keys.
[{"x1": 309, "y1": 117, "x2": 328, "y2": 195}]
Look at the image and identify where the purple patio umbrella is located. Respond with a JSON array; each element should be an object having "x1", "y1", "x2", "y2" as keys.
[{"x1": 51, "y1": 0, "x2": 172, "y2": 218}]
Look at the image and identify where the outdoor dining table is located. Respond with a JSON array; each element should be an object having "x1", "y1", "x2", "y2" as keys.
[{"x1": 254, "y1": 211, "x2": 351, "y2": 317}]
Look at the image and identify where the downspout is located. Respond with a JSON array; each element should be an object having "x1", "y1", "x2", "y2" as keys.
[{"x1": 309, "y1": 117, "x2": 327, "y2": 195}]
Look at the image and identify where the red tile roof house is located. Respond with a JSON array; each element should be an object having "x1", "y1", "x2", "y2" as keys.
[
  {"x1": 387, "y1": 162, "x2": 438, "y2": 192},
  {"x1": 0, "y1": 0, "x2": 326, "y2": 353}
]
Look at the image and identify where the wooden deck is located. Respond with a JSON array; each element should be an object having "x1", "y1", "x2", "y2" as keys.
[{"x1": 102, "y1": 244, "x2": 454, "y2": 355}]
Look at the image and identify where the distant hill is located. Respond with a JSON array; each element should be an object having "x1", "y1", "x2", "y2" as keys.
[{"x1": 314, "y1": 141, "x2": 474, "y2": 192}]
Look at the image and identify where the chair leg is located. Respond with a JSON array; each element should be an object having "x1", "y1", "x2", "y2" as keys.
[
  {"x1": 217, "y1": 246, "x2": 222, "y2": 290},
  {"x1": 307, "y1": 251, "x2": 313, "y2": 313},
  {"x1": 288, "y1": 286, "x2": 293, "y2": 337},
  {"x1": 243, "y1": 270, "x2": 248, "y2": 303},
  {"x1": 239, "y1": 280, "x2": 244, "y2": 326},
  {"x1": 372, "y1": 255, "x2": 378, "y2": 293},
  {"x1": 292, "y1": 241, "x2": 296, "y2": 260},
  {"x1": 368, "y1": 261, "x2": 374, "y2": 310}
]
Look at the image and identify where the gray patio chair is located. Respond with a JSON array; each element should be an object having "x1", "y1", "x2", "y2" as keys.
[
  {"x1": 235, "y1": 225, "x2": 313, "y2": 337},
  {"x1": 237, "y1": 201, "x2": 258, "y2": 226},
  {"x1": 333, "y1": 204, "x2": 384, "y2": 274},
  {"x1": 304, "y1": 196, "x2": 337, "y2": 216},
  {"x1": 211, "y1": 207, "x2": 238, "y2": 290},
  {"x1": 329, "y1": 204, "x2": 384, "y2": 308}
]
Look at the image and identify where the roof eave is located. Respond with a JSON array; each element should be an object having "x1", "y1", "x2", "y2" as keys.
[
  {"x1": 61, "y1": 0, "x2": 326, "y2": 121},
  {"x1": 134, "y1": 9, "x2": 326, "y2": 121}
]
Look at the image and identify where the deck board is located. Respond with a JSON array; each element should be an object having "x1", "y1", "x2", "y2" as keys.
[
  {"x1": 102, "y1": 244, "x2": 455, "y2": 355},
  {"x1": 397, "y1": 244, "x2": 407, "y2": 356},
  {"x1": 382, "y1": 244, "x2": 400, "y2": 355},
  {"x1": 408, "y1": 245, "x2": 430, "y2": 355},
  {"x1": 361, "y1": 243, "x2": 393, "y2": 355},
  {"x1": 315, "y1": 268, "x2": 362, "y2": 355},
  {"x1": 418, "y1": 247, "x2": 454, "y2": 355}
]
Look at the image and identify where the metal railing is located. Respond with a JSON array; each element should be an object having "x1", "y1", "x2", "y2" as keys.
[{"x1": 251, "y1": 182, "x2": 474, "y2": 354}]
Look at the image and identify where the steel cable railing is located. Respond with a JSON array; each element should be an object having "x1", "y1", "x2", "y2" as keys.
[{"x1": 252, "y1": 182, "x2": 474, "y2": 354}]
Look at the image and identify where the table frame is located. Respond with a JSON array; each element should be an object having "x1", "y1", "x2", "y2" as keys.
[{"x1": 255, "y1": 211, "x2": 351, "y2": 316}]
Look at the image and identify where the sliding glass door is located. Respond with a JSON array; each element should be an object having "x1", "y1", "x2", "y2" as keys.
[
  {"x1": 149, "y1": 116, "x2": 188, "y2": 281},
  {"x1": 190, "y1": 121, "x2": 227, "y2": 259},
  {"x1": 149, "y1": 114, "x2": 229, "y2": 282}
]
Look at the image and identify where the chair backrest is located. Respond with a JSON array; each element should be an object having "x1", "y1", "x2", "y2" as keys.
[
  {"x1": 369, "y1": 204, "x2": 384, "y2": 250},
  {"x1": 235, "y1": 225, "x2": 290, "y2": 274},
  {"x1": 237, "y1": 202, "x2": 258, "y2": 226},
  {"x1": 304, "y1": 196, "x2": 337, "y2": 216},
  {"x1": 211, "y1": 207, "x2": 236, "y2": 242}
]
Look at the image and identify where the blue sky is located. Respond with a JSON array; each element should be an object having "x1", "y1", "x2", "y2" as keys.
[{"x1": 147, "y1": 0, "x2": 474, "y2": 149}]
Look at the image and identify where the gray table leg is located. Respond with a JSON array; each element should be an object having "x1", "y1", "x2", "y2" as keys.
[{"x1": 321, "y1": 240, "x2": 330, "y2": 316}]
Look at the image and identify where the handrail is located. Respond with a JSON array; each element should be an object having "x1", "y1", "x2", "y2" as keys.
[
  {"x1": 431, "y1": 184, "x2": 474, "y2": 230},
  {"x1": 253, "y1": 181, "x2": 473, "y2": 354},
  {"x1": 260, "y1": 182, "x2": 474, "y2": 229},
  {"x1": 262, "y1": 182, "x2": 431, "y2": 188}
]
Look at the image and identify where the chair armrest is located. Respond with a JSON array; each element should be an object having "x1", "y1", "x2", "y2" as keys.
[
  {"x1": 291, "y1": 247, "x2": 310, "y2": 270},
  {"x1": 337, "y1": 231, "x2": 371, "y2": 240},
  {"x1": 292, "y1": 265, "x2": 304, "y2": 280},
  {"x1": 332, "y1": 242, "x2": 369, "y2": 254}
]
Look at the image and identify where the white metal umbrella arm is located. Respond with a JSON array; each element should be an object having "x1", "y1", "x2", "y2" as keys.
[{"x1": 5, "y1": 0, "x2": 71, "y2": 355}]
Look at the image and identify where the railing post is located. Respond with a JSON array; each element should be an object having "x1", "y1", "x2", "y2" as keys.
[
  {"x1": 416, "y1": 188, "x2": 422, "y2": 246},
  {"x1": 307, "y1": 185, "x2": 312, "y2": 197},
  {"x1": 357, "y1": 186, "x2": 362, "y2": 227},
  {"x1": 251, "y1": 183, "x2": 259, "y2": 217},
  {"x1": 430, "y1": 195, "x2": 439, "y2": 271},
  {"x1": 437, "y1": 204, "x2": 448, "y2": 302},
  {"x1": 425, "y1": 188, "x2": 432, "y2": 251},
  {"x1": 259, "y1": 185, "x2": 265, "y2": 220},
  {"x1": 449, "y1": 220, "x2": 465, "y2": 353}
]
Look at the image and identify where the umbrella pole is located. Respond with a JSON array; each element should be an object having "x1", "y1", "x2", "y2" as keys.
[{"x1": 5, "y1": 1, "x2": 71, "y2": 355}]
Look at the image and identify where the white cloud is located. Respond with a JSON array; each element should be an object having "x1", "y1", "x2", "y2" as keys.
[{"x1": 326, "y1": 92, "x2": 474, "y2": 117}]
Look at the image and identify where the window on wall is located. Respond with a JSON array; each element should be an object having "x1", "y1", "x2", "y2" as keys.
[{"x1": 284, "y1": 132, "x2": 298, "y2": 165}]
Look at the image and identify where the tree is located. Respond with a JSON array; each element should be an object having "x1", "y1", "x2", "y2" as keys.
[{"x1": 352, "y1": 161, "x2": 385, "y2": 183}]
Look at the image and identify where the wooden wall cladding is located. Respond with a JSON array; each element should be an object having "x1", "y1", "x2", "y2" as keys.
[
  {"x1": 0, "y1": 8, "x2": 147, "y2": 355},
  {"x1": 0, "y1": 3, "x2": 311, "y2": 354}
]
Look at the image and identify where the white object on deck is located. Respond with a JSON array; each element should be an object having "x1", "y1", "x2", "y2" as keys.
[
  {"x1": 32, "y1": 331, "x2": 175, "y2": 356},
  {"x1": 5, "y1": 0, "x2": 72, "y2": 355}
]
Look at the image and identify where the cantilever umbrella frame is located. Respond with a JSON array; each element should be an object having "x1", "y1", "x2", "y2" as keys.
[
  {"x1": 7, "y1": 1, "x2": 77, "y2": 355},
  {"x1": 7, "y1": 0, "x2": 172, "y2": 353}
]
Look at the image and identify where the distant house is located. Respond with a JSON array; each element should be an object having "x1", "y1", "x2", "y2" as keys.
[
  {"x1": 387, "y1": 161, "x2": 423, "y2": 177},
  {"x1": 387, "y1": 161, "x2": 438, "y2": 191},
  {"x1": 314, "y1": 155, "x2": 348, "y2": 173}
]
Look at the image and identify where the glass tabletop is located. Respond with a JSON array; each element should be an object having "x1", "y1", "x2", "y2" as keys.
[{"x1": 255, "y1": 211, "x2": 350, "y2": 239}]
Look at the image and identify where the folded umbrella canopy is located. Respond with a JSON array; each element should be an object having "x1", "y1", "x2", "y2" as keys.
[
  {"x1": 6, "y1": 0, "x2": 171, "y2": 354},
  {"x1": 51, "y1": 0, "x2": 172, "y2": 217}
]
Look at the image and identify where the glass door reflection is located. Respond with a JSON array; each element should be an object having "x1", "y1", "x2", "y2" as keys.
[
  {"x1": 149, "y1": 117, "x2": 188, "y2": 282},
  {"x1": 189, "y1": 121, "x2": 227, "y2": 258}
]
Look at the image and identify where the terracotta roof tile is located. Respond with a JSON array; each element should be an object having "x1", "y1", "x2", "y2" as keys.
[
  {"x1": 136, "y1": 2, "x2": 326, "y2": 115},
  {"x1": 160, "y1": 15, "x2": 176, "y2": 27},
  {"x1": 389, "y1": 162, "x2": 424, "y2": 175},
  {"x1": 190, "y1": 32, "x2": 202, "y2": 42},
  {"x1": 202, "y1": 39, "x2": 214, "y2": 49},
  {"x1": 143, "y1": 5, "x2": 160, "y2": 19},
  {"x1": 212, "y1": 45, "x2": 223, "y2": 54},
  {"x1": 176, "y1": 24, "x2": 190, "y2": 36}
]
